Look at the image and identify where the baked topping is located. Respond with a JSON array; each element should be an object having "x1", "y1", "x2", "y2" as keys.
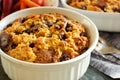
[
  {"x1": 67, "y1": 0, "x2": 120, "y2": 13},
  {"x1": 0, "y1": 13, "x2": 89, "y2": 63}
]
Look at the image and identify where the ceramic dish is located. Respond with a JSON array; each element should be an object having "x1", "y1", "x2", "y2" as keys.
[
  {"x1": 0, "y1": 7, "x2": 98, "y2": 80},
  {"x1": 0, "y1": 63, "x2": 113, "y2": 80},
  {"x1": 61, "y1": 0, "x2": 120, "y2": 32}
]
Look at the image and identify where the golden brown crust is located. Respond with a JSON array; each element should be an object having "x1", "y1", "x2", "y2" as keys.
[
  {"x1": 67, "y1": 0, "x2": 120, "y2": 13},
  {"x1": 1, "y1": 13, "x2": 89, "y2": 63}
]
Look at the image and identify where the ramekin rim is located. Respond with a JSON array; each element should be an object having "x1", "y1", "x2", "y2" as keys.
[
  {"x1": 61, "y1": 0, "x2": 120, "y2": 15},
  {"x1": 0, "y1": 7, "x2": 99, "y2": 66}
]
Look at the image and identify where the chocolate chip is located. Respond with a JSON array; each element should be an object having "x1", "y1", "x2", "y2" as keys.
[
  {"x1": 54, "y1": 25, "x2": 61, "y2": 30},
  {"x1": 44, "y1": 19, "x2": 54, "y2": 27},
  {"x1": 82, "y1": 5, "x2": 87, "y2": 10},
  {"x1": 7, "y1": 23, "x2": 12, "y2": 27},
  {"x1": 80, "y1": 32, "x2": 87, "y2": 36},
  {"x1": 11, "y1": 44, "x2": 17, "y2": 49},
  {"x1": 25, "y1": 24, "x2": 42, "y2": 34},
  {"x1": 60, "y1": 53, "x2": 71, "y2": 61},
  {"x1": 21, "y1": 17, "x2": 28, "y2": 23},
  {"x1": 47, "y1": 21, "x2": 54, "y2": 27},
  {"x1": 114, "y1": 8, "x2": 120, "y2": 12},
  {"x1": 59, "y1": 31, "x2": 66, "y2": 40},
  {"x1": 29, "y1": 43, "x2": 35, "y2": 48},
  {"x1": 65, "y1": 23, "x2": 73, "y2": 32}
]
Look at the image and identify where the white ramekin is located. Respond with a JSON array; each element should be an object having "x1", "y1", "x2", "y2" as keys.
[
  {"x1": 61, "y1": 0, "x2": 120, "y2": 32},
  {"x1": 0, "y1": 7, "x2": 98, "y2": 80}
]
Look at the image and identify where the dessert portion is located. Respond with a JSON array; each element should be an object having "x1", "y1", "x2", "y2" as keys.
[
  {"x1": 0, "y1": 13, "x2": 89, "y2": 63},
  {"x1": 67, "y1": 0, "x2": 120, "y2": 13}
]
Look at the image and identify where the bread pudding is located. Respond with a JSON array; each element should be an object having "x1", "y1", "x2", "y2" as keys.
[
  {"x1": 67, "y1": 0, "x2": 120, "y2": 13},
  {"x1": 0, "y1": 13, "x2": 89, "y2": 63}
]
